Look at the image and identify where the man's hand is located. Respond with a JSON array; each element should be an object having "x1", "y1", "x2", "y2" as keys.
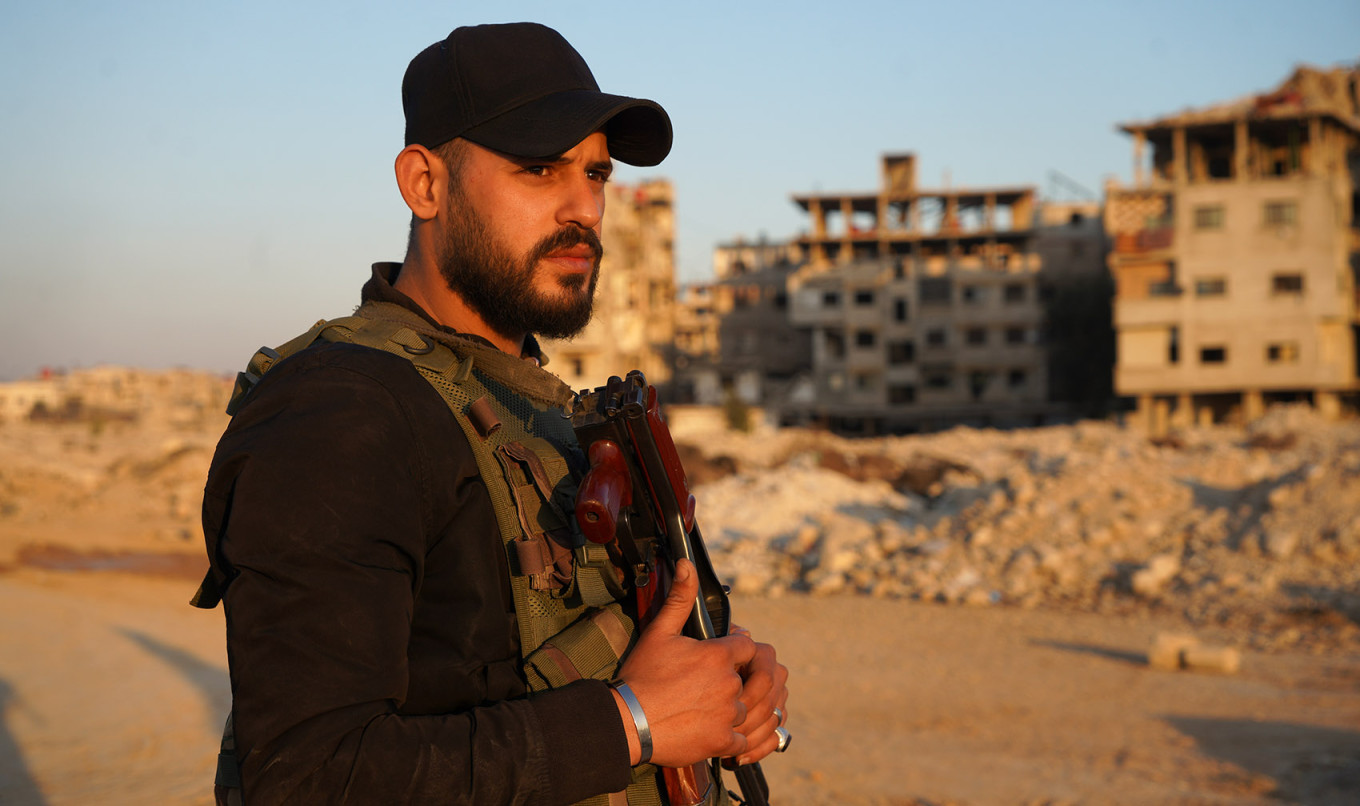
[
  {"x1": 726, "y1": 624, "x2": 789, "y2": 767},
  {"x1": 614, "y1": 560, "x2": 756, "y2": 767}
]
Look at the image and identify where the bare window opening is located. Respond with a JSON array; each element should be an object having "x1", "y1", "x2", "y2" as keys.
[
  {"x1": 919, "y1": 277, "x2": 952, "y2": 305},
  {"x1": 571, "y1": 357, "x2": 585, "y2": 376},
  {"x1": 965, "y1": 327, "x2": 987, "y2": 346},
  {"x1": 1272, "y1": 273, "x2": 1304, "y2": 295},
  {"x1": 924, "y1": 370, "x2": 952, "y2": 389},
  {"x1": 855, "y1": 330, "x2": 876, "y2": 348},
  {"x1": 893, "y1": 298, "x2": 909, "y2": 322},
  {"x1": 888, "y1": 340, "x2": 915, "y2": 365},
  {"x1": 888, "y1": 384, "x2": 916, "y2": 404},
  {"x1": 1200, "y1": 346, "x2": 1227, "y2": 364},
  {"x1": 961, "y1": 285, "x2": 985, "y2": 304},
  {"x1": 822, "y1": 291, "x2": 841, "y2": 307},
  {"x1": 1003, "y1": 283, "x2": 1026, "y2": 303},
  {"x1": 1193, "y1": 205, "x2": 1224, "y2": 230},
  {"x1": 1005, "y1": 327, "x2": 1026, "y2": 345},
  {"x1": 1008, "y1": 369, "x2": 1027, "y2": 388},
  {"x1": 926, "y1": 328, "x2": 948, "y2": 347},
  {"x1": 1263, "y1": 200, "x2": 1298, "y2": 227},
  {"x1": 825, "y1": 329, "x2": 845, "y2": 359},
  {"x1": 1266, "y1": 342, "x2": 1299, "y2": 363},
  {"x1": 1169, "y1": 326, "x2": 1180, "y2": 364},
  {"x1": 1195, "y1": 278, "x2": 1227, "y2": 296},
  {"x1": 854, "y1": 289, "x2": 875, "y2": 306}
]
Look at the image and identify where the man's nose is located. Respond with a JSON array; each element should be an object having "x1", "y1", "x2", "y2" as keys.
[{"x1": 557, "y1": 176, "x2": 604, "y2": 231}]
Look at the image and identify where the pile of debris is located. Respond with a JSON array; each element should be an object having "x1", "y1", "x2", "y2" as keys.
[{"x1": 684, "y1": 406, "x2": 1360, "y2": 655}]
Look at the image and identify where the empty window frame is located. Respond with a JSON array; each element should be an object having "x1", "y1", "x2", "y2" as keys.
[
  {"x1": 893, "y1": 298, "x2": 909, "y2": 322},
  {"x1": 1195, "y1": 277, "x2": 1227, "y2": 297},
  {"x1": 1266, "y1": 342, "x2": 1299, "y2": 363},
  {"x1": 1193, "y1": 205, "x2": 1225, "y2": 230},
  {"x1": 822, "y1": 291, "x2": 841, "y2": 307},
  {"x1": 888, "y1": 384, "x2": 917, "y2": 404},
  {"x1": 1003, "y1": 283, "x2": 1026, "y2": 303},
  {"x1": 1271, "y1": 273, "x2": 1304, "y2": 295},
  {"x1": 925, "y1": 328, "x2": 948, "y2": 347},
  {"x1": 919, "y1": 277, "x2": 952, "y2": 305},
  {"x1": 1005, "y1": 327, "x2": 1026, "y2": 345},
  {"x1": 961, "y1": 285, "x2": 985, "y2": 304},
  {"x1": 855, "y1": 330, "x2": 876, "y2": 348},
  {"x1": 887, "y1": 340, "x2": 915, "y2": 365},
  {"x1": 853, "y1": 289, "x2": 876, "y2": 306},
  {"x1": 1200, "y1": 346, "x2": 1227, "y2": 364},
  {"x1": 1007, "y1": 369, "x2": 1027, "y2": 387},
  {"x1": 1263, "y1": 200, "x2": 1298, "y2": 227},
  {"x1": 965, "y1": 327, "x2": 987, "y2": 346}
]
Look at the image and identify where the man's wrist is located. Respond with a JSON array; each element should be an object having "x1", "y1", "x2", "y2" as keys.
[{"x1": 609, "y1": 680, "x2": 652, "y2": 766}]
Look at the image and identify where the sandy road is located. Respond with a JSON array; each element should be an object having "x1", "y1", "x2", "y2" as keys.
[{"x1": 1, "y1": 567, "x2": 1357, "y2": 805}]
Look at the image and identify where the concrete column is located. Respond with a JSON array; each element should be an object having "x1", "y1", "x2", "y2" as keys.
[
  {"x1": 1316, "y1": 389, "x2": 1342, "y2": 420},
  {"x1": 1197, "y1": 406, "x2": 1215, "y2": 428},
  {"x1": 1173, "y1": 392, "x2": 1193, "y2": 429},
  {"x1": 1242, "y1": 389, "x2": 1265, "y2": 422},
  {"x1": 1133, "y1": 131, "x2": 1146, "y2": 185},
  {"x1": 811, "y1": 199, "x2": 827, "y2": 239},
  {"x1": 1234, "y1": 120, "x2": 1249, "y2": 181},
  {"x1": 1152, "y1": 398, "x2": 1171, "y2": 438},
  {"x1": 1172, "y1": 127, "x2": 1188, "y2": 185},
  {"x1": 1136, "y1": 394, "x2": 1154, "y2": 432},
  {"x1": 1308, "y1": 117, "x2": 1324, "y2": 176}
]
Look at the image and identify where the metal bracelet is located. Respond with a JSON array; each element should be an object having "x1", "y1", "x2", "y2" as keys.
[{"x1": 610, "y1": 680, "x2": 653, "y2": 765}]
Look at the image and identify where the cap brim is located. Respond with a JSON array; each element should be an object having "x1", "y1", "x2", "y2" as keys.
[{"x1": 462, "y1": 89, "x2": 672, "y2": 167}]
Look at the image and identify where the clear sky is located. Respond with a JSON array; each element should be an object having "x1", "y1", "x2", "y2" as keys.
[{"x1": 0, "y1": 0, "x2": 1355, "y2": 380}]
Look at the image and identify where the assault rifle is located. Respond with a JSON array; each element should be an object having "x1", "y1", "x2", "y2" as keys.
[{"x1": 572, "y1": 371, "x2": 771, "y2": 806}]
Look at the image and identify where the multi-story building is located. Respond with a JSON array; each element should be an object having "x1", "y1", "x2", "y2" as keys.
[
  {"x1": 782, "y1": 153, "x2": 1108, "y2": 432},
  {"x1": 1106, "y1": 64, "x2": 1360, "y2": 426},
  {"x1": 540, "y1": 179, "x2": 678, "y2": 394}
]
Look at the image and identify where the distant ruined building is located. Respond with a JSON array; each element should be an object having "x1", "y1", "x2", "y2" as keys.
[
  {"x1": 540, "y1": 179, "x2": 678, "y2": 395},
  {"x1": 0, "y1": 367, "x2": 231, "y2": 425},
  {"x1": 1106, "y1": 63, "x2": 1360, "y2": 426},
  {"x1": 687, "y1": 152, "x2": 1111, "y2": 433}
]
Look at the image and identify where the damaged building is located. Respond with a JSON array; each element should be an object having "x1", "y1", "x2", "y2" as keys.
[
  {"x1": 779, "y1": 153, "x2": 1110, "y2": 433},
  {"x1": 1106, "y1": 64, "x2": 1360, "y2": 426}
]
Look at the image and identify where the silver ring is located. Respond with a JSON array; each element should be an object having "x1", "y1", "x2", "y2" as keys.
[
  {"x1": 774, "y1": 726, "x2": 792, "y2": 753},
  {"x1": 772, "y1": 707, "x2": 785, "y2": 726}
]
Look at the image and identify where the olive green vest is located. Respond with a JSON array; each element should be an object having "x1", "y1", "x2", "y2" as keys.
[{"x1": 198, "y1": 300, "x2": 683, "y2": 806}]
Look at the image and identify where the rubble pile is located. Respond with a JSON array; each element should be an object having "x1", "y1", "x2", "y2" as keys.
[{"x1": 686, "y1": 406, "x2": 1360, "y2": 654}]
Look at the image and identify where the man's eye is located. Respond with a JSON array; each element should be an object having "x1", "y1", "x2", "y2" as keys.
[
  {"x1": 523, "y1": 165, "x2": 550, "y2": 176},
  {"x1": 588, "y1": 170, "x2": 611, "y2": 184}
]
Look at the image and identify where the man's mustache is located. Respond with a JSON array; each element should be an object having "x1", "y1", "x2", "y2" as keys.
[{"x1": 531, "y1": 226, "x2": 604, "y2": 265}]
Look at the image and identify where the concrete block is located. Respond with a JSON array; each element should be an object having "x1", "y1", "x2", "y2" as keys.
[
  {"x1": 1148, "y1": 632, "x2": 1199, "y2": 670},
  {"x1": 1181, "y1": 645, "x2": 1241, "y2": 674}
]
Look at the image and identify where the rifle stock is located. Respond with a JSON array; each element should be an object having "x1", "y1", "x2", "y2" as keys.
[{"x1": 574, "y1": 371, "x2": 771, "y2": 806}]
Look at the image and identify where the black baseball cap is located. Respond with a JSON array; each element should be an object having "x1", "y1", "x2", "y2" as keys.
[{"x1": 402, "y1": 22, "x2": 672, "y2": 167}]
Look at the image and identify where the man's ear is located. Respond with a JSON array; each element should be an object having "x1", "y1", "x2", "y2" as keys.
[{"x1": 395, "y1": 144, "x2": 442, "y2": 221}]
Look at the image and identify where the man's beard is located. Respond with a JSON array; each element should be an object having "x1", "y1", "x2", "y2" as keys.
[{"x1": 436, "y1": 188, "x2": 602, "y2": 343}]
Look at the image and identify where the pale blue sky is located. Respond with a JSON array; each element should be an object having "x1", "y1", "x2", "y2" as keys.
[{"x1": 0, "y1": 0, "x2": 1355, "y2": 380}]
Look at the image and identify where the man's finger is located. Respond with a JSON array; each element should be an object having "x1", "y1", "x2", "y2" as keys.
[{"x1": 646, "y1": 559, "x2": 699, "y2": 636}]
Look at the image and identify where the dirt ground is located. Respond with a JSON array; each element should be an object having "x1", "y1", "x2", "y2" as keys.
[{"x1": 1, "y1": 561, "x2": 1357, "y2": 806}]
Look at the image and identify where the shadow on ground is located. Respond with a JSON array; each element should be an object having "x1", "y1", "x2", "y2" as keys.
[
  {"x1": 1165, "y1": 716, "x2": 1360, "y2": 806},
  {"x1": 119, "y1": 628, "x2": 230, "y2": 736},
  {"x1": 0, "y1": 678, "x2": 47, "y2": 805},
  {"x1": 1030, "y1": 638, "x2": 1146, "y2": 666}
]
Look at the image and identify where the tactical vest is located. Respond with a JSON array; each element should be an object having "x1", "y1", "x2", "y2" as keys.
[{"x1": 193, "y1": 300, "x2": 685, "y2": 806}]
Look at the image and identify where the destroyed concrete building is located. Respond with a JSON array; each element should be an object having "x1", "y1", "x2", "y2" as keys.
[
  {"x1": 671, "y1": 238, "x2": 811, "y2": 408},
  {"x1": 540, "y1": 179, "x2": 678, "y2": 394},
  {"x1": 779, "y1": 153, "x2": 1110, "y2": 432},
  {"x1": 1105, "y1": 64, "x2": 1360, "y2": 426}
]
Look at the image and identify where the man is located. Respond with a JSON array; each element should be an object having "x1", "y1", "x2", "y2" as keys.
[{"x1": 194, "y1": 22, "x2": 789, "y2": 805}]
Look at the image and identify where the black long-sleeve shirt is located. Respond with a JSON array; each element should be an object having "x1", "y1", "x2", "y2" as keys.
[{"x1": 200, "y1": 267, "x2": 631, "y2": 803}]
